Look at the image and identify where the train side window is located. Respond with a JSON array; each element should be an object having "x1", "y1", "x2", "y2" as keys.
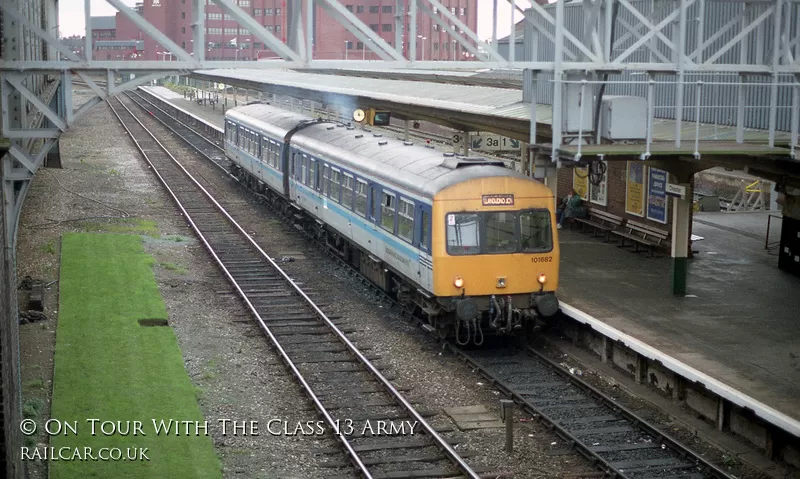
[
  {"x1": 381, "y1": 192, "x2": 396, "y2": 233},
  {"x1": 330, "y1": 168, "x2": 341, "y2": 202},
  {"x1": 272, "y1": 141, "x2": 279, "y2": 168},
  {"x1": 342, "y1": 174, "x2": 355, "y2": 210},
  {"x1": 322, "y1": 165, "x2": 330, "y2": 196},
  {"x1": 398, "y1": 198, "x2": 414, "y2": 242},
  {"x1": 261, "y1": 138, "x2": 268, "y2": 163},
  {"x1": 301, "y1": 154, "x2": 308, "y2": 183},
  {"x1": 421, "y1": 209, "x2": 431, "y2": 251},
  {"x1": 355, "y1": 179, "x2": 368, "y2": 216},
  {"x1": 307, "y1": 158, "x2": 316, "y2": 187},
  {"x1": 238, "y1": 127, "x2": 243, "y2": 147}
]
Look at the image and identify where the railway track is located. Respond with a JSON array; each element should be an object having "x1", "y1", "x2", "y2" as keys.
[
  {"x1": 129, "y1": 87, "x2": 740, "y2": 479},
  {"x1": 461, "y1": 345, "x2": 734, "y2": 479},
  {"x1": 108, "y1": 93, "x2": 489, "y2": 479}
]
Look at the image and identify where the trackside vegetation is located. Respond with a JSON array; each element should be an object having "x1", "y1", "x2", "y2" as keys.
[{"x1": 49, "y1": 233, "x2": 221, "y2": 478}]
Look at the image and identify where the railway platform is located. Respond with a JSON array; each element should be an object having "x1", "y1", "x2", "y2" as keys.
[{"x1": 138, "y1": 84, "x2": 800, "y2": 465}]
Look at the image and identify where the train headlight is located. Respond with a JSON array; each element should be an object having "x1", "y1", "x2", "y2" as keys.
[
  {"x1": 537, "y1": 273, "x2": 547, "y2": 284},
  {"x1": 496, "y1": 277, "x2": 507, "y2": 288},
  {"x1": 454, "y1": 276, "x2": 465, "y2": 288}
]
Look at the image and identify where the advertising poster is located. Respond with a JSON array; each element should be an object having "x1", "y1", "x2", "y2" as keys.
[
  {"x1": 646, "y1": 167, "x2": 668, "y2": 224},
  {"x1": 589, "y1": 164, "x2": 608, "y2": 206},
  {"x1": 573, "y1": 166, "x2": 589, "y2": 200},
  {"x1": 625, "y1": 162, "x2": 645, "y2": 216}
]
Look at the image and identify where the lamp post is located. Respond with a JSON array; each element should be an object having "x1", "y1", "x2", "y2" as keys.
[{"x1": 418, "y1": 35, "x2": 426, "y2": 61}]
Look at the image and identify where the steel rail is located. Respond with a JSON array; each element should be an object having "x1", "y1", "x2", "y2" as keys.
[
  {"x1": 133, "y1": 87, "x2": 761, "y2": 479},
  {"x1": 110, "y1": 94, "x2": 481, "y2": 479},
  {"x1": 520, "y1": 344, "x2": 735, "y2": 478},
  {"x1": 107, "y1": 96, "x2": 374, "y2": 477}
]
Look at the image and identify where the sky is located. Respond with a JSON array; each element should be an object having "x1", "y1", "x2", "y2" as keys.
[{"x1": 57, "y1": 0, "x2": 540, "y2": 43}]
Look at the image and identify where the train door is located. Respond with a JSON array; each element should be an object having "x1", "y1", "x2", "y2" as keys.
[
  {"x1": 416, "y1": 203, "x2": 433, "y2": 291},
  {"x1": 368, "y1": 185, "x2": 380, "y2": 231},
  {"x1": 288, "y1": 150, "x2": 299, "y2": 203},
  {"x1": 280, "y1": 143, "x2": 290, "y2": 197}
]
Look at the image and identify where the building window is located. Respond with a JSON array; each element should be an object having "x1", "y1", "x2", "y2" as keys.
[
  {"x1": 345, "y1": 41, "x2": 353, "y2": 50},
  {"x1": 238, "y1": 0, "x2": 250, "y2": 6},
  {"x1": 224, "y1": 14, "x2": 232, "y2": 20},
  {"x1": 182, "y1": 41, "x2": 186, "y2": 48},
  {"x1": 433, "y1": 7, "x2": 438, "y2": 14},
  {"x1": 433, "y1": 42, "x2": 439, "y2": 51},
  {"x1": 181, "y1": 12, "x2": 186, "y2": 18},
  {"x1": 254, "y1": 8, "x2": 261, "y2": 15},
  {"x1": 356, "y1": 41, "x2": 363, "y2": 49},
  {"x1": 460, "y1": 7, "x2": 466, "y2": 15},
  {"x1": 275, "y1": 25, "x2": 281, "y2": 32},
  {"x1": 382, "y1": 24, "x2": 392, "y2": 32},
  {"x1": 264, "y1": 8, "x2": 273, "y2": 14},
  {"x1": 369, "y1": 24, "x2": 378, "y2": 31},
  {"x1": 181, "y1": 27, "x2": 186, "y2": 33},
  {"x1": 224, "y1": 28, "x2": 237, "y2": 35},
  {"x1": 356, "y1": 5, "x2": 364, "y2": 13},
  {"x1": 450, "y1": 7, "x2": 456, "y2": 14},
  {"x1": 345, "y1": 4, "x2": 353, "y2": 11},
  {"x1": 369, "y1": 5, "x2": 379, "y2": 13},
  {"x1": 266, "y1": 25, "x2": 274, "y2": 31},
  {"x1": 275, "y1": 8, "x2": 281, "y2": 14},
  {"x1": 254, "y1": 42, "x2": 262, "y2": 48},
  {"x1": 433, "y1": 24, "x2": 438, "y2": 31},
  {"x1": 382, "y1": 5, "x2": 392, "y2": 13}
]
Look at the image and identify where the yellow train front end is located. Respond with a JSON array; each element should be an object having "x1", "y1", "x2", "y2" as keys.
[{"x1": 431, "y1": 176, "x2": 560, "y2": 345}]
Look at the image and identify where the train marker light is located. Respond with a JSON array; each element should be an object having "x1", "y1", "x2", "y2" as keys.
[
  {"x1": 454, "y1": 276, "x2": 465, "y2": 288},
  {"x1": 537, "y1": 273, "x2": 547, "y2": 284}
]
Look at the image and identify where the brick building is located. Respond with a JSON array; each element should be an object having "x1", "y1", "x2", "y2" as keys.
[
  {"x1": 90, "y1": 0, "x2": 477, "y2": 62},
  {"x1": 556, "y1": 161, "x2": 683, "y2": 235}
]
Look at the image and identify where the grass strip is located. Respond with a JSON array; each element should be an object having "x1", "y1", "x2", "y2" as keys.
[{"x1": 49, "y1": 233, "x2": 220, "y2": 478}]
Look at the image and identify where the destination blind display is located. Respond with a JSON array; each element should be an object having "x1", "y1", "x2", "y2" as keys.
[{"x1": 482, "y1": 194, "x2": 515, "y2": 206}]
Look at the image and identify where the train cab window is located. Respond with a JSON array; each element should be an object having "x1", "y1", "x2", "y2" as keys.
[
  {"x1": 342, "y1": 174, "x2": 355, "y2": 209},
  {"x1": 421, "y1": 210, "x2": 431, "y2": 250},
  {"x1": 355, "y1": 180, "x2": 368, "y2": 216},
  {"x1": 381, "y1": 192, "x2": 396, "y2": 232},
  {"x1": 484, "y1": 212, "x2": 518, "y2": 254},
  {"x1": 520, "y1": 210, "x2": 553, "y2": 252},
  {"x1": 398, "y1": 198, "x2": 414, "y2": 242},
  {"x1": 330, "y1": 169, "x2": 341, "y2": 202},
  {"x1": 446, "y1": 213, "x2": 480, "y2": 255}
]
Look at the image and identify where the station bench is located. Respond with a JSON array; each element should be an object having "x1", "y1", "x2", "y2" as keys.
[
  {"x1": 572, "y1": 207, "x2": 626, "y2": 242},
  {"x1": 612, "y1": 220, "x2": 670, "y2": 256}
]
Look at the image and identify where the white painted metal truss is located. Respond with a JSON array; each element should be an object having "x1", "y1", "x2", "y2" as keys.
[{"x1": 2, "y1": 0, "x2": 800, "y2": 204}]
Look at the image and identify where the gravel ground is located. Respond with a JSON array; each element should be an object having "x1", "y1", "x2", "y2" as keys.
[
  {"x1": 124, "y1": 89, "x2": 603, "y2": 478},
  {"x1": 16, "y1": 89, "x2": 350, "y2": 478}
]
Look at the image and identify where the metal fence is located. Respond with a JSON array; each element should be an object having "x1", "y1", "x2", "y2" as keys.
[{"x1": 523, "y1": 0, "x2": 799, "y2": 132}]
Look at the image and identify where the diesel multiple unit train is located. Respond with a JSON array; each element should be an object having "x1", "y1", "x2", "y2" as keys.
[{"x1": 224, "y1": 103, "x2": 560, "y2": 345}]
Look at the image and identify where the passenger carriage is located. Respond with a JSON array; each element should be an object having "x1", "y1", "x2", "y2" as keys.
[{"x1": 224, "y1": 103, "x2": 560, "y2": 345}]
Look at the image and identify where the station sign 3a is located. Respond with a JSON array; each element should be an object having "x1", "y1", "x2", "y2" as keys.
[{"x1": 452, "y1": 133, "x2": 520, "y2": 152}]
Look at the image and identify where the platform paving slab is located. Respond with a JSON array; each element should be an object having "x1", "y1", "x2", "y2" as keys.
[{"x1": 558, "y1": 211, "x2": 800, "y2": 424}]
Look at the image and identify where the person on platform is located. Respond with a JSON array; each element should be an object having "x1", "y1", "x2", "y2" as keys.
[{"x1": 556, "y1": 189, "x2": 585, "y2": 229}]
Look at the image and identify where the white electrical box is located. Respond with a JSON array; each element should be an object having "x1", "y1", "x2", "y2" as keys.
[
  {"x1": 600, "y1": 95, "x2": 647, "y2": 140},
  {"x1": 562, "y1": 80, "x2": 594, "y2": 133}
]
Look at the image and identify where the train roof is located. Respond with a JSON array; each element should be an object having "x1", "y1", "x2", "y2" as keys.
[{"x1": 226, "y1": 103, "x2": 545, "y2": 199}]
